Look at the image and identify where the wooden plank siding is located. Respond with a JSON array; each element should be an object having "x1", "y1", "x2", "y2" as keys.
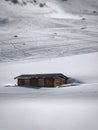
[
  {"x1": 18, "y1": 79, "x2": 31, "y2": 86},
  {"x1": 24, "y1": 79, "x2": 31, "y2": 86},
  {"x1": 18, "y1": 79, "x2": 24, "y2": 86},
  {"x1": 17, "y1": 76, "x2": 68, "y2": 87},
  {"x1": 44, "y1": 78, "x2": 54, "y2": 87},
  {"x1": 54, "y1": 77, "x2": 66, "y2": 87},
  {"x1": 38, "y1": 78, "x2": 44, "y2": 87}
]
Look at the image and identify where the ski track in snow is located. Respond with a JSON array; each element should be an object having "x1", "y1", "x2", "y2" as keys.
[{"x1": 0, "y1": 27, "x2": 98, "y2": 62}]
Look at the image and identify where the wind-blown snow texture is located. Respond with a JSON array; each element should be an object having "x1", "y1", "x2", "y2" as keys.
[{"x1": 0, "y1": 0, "x2": 98, "y2": 62}]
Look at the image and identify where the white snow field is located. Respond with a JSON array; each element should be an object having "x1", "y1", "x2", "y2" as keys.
[
  {"x1": 0, "y1": 52, "x2": 98, "y2": 130},
  {"x1": 0, "y1": 0, "x2": 98, "y2": 130}
]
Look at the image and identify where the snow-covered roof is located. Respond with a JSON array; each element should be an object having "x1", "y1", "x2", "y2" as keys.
[{"x1": 15, "y1": 73, "x2": 68, "y2": 79}]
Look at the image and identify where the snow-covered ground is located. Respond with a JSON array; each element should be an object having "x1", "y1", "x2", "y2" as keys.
[
  {"x1": 0, "y1": 0, "x2": 98, "y2": 62},
  {"x1": 0, "y1": 82, "x2": 98, "y2": 130},
  {"x1": 0, "y1": 52, "x2": 98, "y2": 130},
  {"x1": 0, "y1": 0, "x2": 98, "y2": 130}
]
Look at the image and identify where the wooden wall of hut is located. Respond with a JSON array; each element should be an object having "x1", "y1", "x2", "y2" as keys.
[
  {"x1": 44, "y1": 78, "x2": 54, "y2": 87},
  {"x1": 18, "y1": 79, "x2": 24, "y2": 86},
  {"x1": 54, "y1": 77, "x2": 66, "y2": 87},
  {"x1": 38, "y1": 78, "x2": 44, "y2": 87},
  {"x1": 30, "y1": 78, "x2": 38, "y2": 86},
  {"x1": 17, "y1": 77, "x2": 67, "y2": 87},
  {"x1": 18, "y1": 79, "x2": 31, "y2": 86}
]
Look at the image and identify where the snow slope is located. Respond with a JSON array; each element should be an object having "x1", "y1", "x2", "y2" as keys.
[
  {"x1": 0, "y1": 52, "x2": 98, "y2": 130},
  {"x1": 0, "y1": 0, "x2": 98, "y2": 62}
]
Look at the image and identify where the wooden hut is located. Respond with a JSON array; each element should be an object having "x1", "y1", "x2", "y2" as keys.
[{"x1": 15, "y1": 73, "x2": 68, "y2": 87}]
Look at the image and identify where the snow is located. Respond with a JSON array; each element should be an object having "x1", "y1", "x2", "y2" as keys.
[
  {"x1": 0, "y1": 84, "x2": 98, "y2": 130},
  {"x1": 0, "y1": 52, "x2": 98, "y2": 130},
  {"x1": 0, "y1": 100, "x2": 97, "y2": 130},
  {"x1": 0, "y1": 0, "x2": 98, "y2": 130},
  {"x1": 0, "y1": 0, "x2": 98, "y2": 62}
]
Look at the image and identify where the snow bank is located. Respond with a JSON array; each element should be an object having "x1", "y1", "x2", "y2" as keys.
[
  {"x1": 0, "y1": 100, "x2": 97, "y2": 130},
  {"x1": 0, "y1": 83, "x2": 98, "y2": 130}
]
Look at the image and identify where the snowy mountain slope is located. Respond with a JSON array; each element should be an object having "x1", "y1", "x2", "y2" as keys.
[
  {"x1": 52, "y1": 0, "x2": 98, "y2": 15},
  {"x1": 0, "y1": 0, "x2": 98, "y2": 62},
  {"x1": 4, "y1": 0, "x2": 98, "y2": 15}
]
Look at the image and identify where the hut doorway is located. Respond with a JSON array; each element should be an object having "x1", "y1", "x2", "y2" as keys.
[{"x1": 31, "y1": 78, "x2": 38, "y2": 86}]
